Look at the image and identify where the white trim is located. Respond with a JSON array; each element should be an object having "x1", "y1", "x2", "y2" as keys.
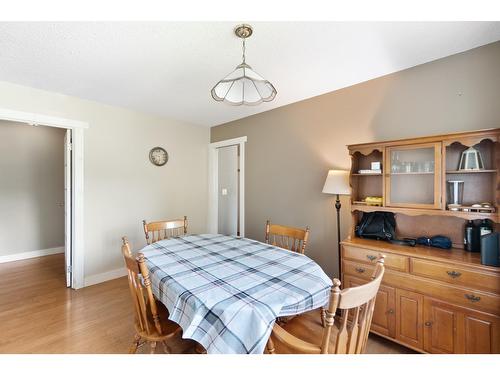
[
  {"x1": 210, "y1": 136, "x2": 248, "y2": 149},
  {"x1": 0, "y1": 108, "x2": 88, "y2": 289},
  {"x1": 0, "y1": 247, "x2": 64, "y2": 263},
  {"x1": 71, "y1": 128, "x2": 85, "y2": 289},
  {"x1": 84, "y1": 268, "x2": 127, "y2": 287},
  {"x1": 208, "y1": 136, "x2": 247, "y2": 237},
  {"x1": 0, "y1": 107, "x2": 89, "y2": 129}
]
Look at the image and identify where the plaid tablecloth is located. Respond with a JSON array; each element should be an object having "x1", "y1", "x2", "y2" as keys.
[{"x1": 140, "y1": 234, "x2": 332, "y2": 354}]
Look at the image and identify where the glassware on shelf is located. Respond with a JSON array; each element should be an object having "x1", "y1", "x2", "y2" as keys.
[
  {"x1": 387, "y1": 144, "x2": 440, "y2": 208},
  {"x1": 423, "y1": 161, "x2": 434, "y2": 173},
  {"x1": 391, "y1": 153, "x2": 401, "y2": 173}
]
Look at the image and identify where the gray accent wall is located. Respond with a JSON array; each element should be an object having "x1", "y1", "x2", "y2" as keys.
[
  {"x1": 0, "y1": 121, "x2": 65, "y2": 256},
  {"x1": 211, "y1": 41, "x2": 500, "y2": 278}
]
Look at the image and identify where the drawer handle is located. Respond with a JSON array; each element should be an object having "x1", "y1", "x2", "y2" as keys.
[
  {"x1": 355, "y1": 267, "x2": 366, "y2": 274},
  {"x1": 446, "y1": 270, "x2": 462, "y2": 278},
  {"x1": 366, "y1": 255, "x2": 377, "y2": 261},
  {"x1": 464, "y1": 294, "x2": 481, "y2": 302}
]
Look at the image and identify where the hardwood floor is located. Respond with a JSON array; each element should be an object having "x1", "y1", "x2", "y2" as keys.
[{"x1": 0, "y1": 254, "x2": 414, "y2": 354}]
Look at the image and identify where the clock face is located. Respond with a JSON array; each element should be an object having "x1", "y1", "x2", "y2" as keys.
[{"x1": 149, "y1": 147, "x2": 168, "y2": 166}]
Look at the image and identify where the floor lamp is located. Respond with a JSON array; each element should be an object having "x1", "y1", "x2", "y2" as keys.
[{"x1": 322, "y1": 170, "x2": 351, "y2": 278}]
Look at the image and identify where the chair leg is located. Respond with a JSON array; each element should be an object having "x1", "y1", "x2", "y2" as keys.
[
  {"x1": 150, "y1": 341, "x2": 157, "y2": 354},
  {"x1": 161, "y1": 341, "x2": 171, "y2": 354},
  {"x1": 128, "y1": 334, "x2": 141, "y2": 354},
  {"x1": 266, "y1": 337, "x2": 276, "y2": 354},
  {"x1": 320, "y1": 307, "x2": 326, "y2": 328},
  {"x1": 195, "y1": 343, "x2": 207, "y2": 354}
]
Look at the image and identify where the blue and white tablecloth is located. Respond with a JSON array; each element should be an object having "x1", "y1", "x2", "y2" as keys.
[{"x1": 140, "y1": 234, "x2": 332, "y2": 354}]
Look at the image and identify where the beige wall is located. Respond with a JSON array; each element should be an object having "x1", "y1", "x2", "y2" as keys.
[
  {"x1": 211, "y1": 41, "x2": 500, "y2": 278},
  {"x1": 0, "y1": 80, "x2": 209, "y2": 281},
  {"x1": 0, "y1": 121, "x2": 65, "y2": 256}
]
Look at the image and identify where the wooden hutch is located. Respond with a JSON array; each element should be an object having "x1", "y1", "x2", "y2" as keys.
[{"x1": 341, "y1": 128, "x2": 500, "y2": 353}]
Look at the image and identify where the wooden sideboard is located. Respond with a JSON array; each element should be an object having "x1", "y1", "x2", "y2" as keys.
[
  {"x1": 343, "y1": 128, "x2": 500, "y2": 353},
  {"x1": 341, "y1": 238, "x2": 500, "y2": 353}
]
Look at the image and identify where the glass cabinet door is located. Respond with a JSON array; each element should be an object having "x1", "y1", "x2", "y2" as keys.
[{"x1": 385, "y1": 142, "x2": 442, "y2": 209}]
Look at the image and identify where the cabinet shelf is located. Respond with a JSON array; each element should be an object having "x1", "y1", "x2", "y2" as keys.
[
  {"x1": 351, "y1": 204, "x2": 500, "y2": 223},
  {"x1": 390, "y1": 172, "x2": 434, "y2": 175},
  {"x1": 446, "y1": 169, "x2": 497, "y2": 174},
  {"x1": 352, "y1": 173, "x2": 383, "y2": 176}
]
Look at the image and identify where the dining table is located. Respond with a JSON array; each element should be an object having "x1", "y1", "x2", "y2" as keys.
[{"x1": 140, "y1": 234, "x2": 333, "y2": 354}]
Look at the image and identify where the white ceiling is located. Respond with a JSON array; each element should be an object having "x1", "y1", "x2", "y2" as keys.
[{"x1": 0, "y1": 22, "x2": 499, "y2": 127}]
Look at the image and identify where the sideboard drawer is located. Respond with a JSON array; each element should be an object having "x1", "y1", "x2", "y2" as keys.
[
  {"x1": 342, "y1": 260, "x2": 375, "y2": 280},
  {"x1": 342, "y1": 245, "x2": 409, "y2": 272},
  {"x1": 411, "y1": 258, "x2": 500, "y2": 294}
]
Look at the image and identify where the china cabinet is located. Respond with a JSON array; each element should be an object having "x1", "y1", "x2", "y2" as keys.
[{"x1": 342, "y1": 128, "x2": 500, "y2": 353}]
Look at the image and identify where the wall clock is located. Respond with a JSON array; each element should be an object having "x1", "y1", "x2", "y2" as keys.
[{"x1": 149, "y1": 147, "x2": 169, "y2": 166}]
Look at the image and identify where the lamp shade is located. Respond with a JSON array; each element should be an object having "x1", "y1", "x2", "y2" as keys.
[{"x1": 322, "y1": 170, "x2": 350, "y2": 195}]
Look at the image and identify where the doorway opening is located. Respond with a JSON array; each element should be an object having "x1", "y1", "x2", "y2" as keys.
[
  {"x1": 0, "y1": 108, "x2": 87, "y2": 289},
  {"x1": 208, "y1": 136, "x2": 247, "y2": 237},
  {"x1": 0, "y1": 120, "x2": 72, "y2": 287}
]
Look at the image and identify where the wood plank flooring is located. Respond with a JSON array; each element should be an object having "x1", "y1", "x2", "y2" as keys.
[{"x1": 0, "y1": 254, "x2": 414, "y2": 354}]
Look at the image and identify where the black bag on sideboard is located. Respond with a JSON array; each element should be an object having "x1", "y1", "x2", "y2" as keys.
[
  {"x1": 355, "y1": 211, "x2": 417, "y2": 246},
  {"x1": 355, "y1": 211, "x2": 396, "y2": 241}
]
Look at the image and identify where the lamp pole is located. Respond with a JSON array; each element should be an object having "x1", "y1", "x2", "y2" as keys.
[
  {"x1": 335, "y1": 194, "x2": 342, "y2": 277},
  {"x1": 322, "y1": 169, "x2": 350, "y2": 280}
]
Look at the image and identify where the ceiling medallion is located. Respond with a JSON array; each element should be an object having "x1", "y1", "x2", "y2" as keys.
[{"x1": 211, "y1": 24, "x2": 277, "y2": 106}]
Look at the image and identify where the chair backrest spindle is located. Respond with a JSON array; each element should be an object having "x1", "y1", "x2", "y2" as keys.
[
  {"x1": 143, "y1": 216, "x2": 188, "y2": 245},
  {"x1": 265, "y1": 220, "x2": 310, "y2": 254}
]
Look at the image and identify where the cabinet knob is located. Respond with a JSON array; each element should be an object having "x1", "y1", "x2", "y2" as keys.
[
  {"x1": 425, "y1": 321, "x2": 432, "y2": 327},
  {"x1": 464, "y1": 294, "x2": 481, "y2": 302},
  {"x1": 366, "y1": 255, "x2": 377, "y2": 261},
  {"x1": 446, "y1": 270, "x2": 462, "y2": 278},
  {"x1": 355, "y1": 267, "x2": 366, "y2": 273},
  {"x1": 387, "y1": 309, "x2": 394, "y2": 314}
]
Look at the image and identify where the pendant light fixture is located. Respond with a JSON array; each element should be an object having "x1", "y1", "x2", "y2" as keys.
[{"x1": 211, "y1": 24, "x2": 277, "y2": 106}]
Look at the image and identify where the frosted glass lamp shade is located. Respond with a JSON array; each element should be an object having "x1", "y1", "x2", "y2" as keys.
[
  {"x1": 322, "y1": 170, "x2": 351, "y2": 195},
  {"x1": 211, "y1": 63, "x2": 277, "y2": 106}
]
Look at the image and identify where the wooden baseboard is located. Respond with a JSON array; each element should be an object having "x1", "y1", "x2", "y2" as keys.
[
  {"x1": 84, "y1": 268, "x2": 127, "y2": 287},
  {"x1": 0, "y1": 246, "x2": 64, "y2": 263}
]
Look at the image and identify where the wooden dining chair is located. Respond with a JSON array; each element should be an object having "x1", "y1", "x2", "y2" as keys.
[
  {"x1": 143, "y1": 216, "x2": 188, "y2": 245},
  {"x1": 265, "y1": 220, "x2": 310, "y2": 254},
  {"x1": 121, "y1": 236, "x2": 182, "y2": 354},
  {"x1": 266, "y1": 255, "x2": 385, "y2": 354}
]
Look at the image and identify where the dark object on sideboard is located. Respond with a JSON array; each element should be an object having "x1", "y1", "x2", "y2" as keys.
[
  {"x1": 481, "y1": 232, "x2": 500, "y2": 267},
  {"x1": 355, "y1": 211, "x2": 396, "y2": 241},
  {"x1": 464, "y1": 220, "x2": 480, "y2": 252},
  {"x1": 416, "y1": 235, "x2": 452, "y2": 249}
]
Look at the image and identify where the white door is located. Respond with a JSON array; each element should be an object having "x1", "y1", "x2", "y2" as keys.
[
  {"x1": 217, "y1": 145, "x2": 239, "y2": 236},
  {"x1": 64, "y1": 129, "x2": 72, "y2": 287}
]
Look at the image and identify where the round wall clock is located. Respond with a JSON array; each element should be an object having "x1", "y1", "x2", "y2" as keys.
[{"x1": 149, "y1": 147, "x2": 169, "y2": 166}]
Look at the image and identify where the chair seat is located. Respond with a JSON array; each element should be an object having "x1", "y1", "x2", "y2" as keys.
[
  {"x1": 271, "y1": 310, "x2": 339, "y2": 354},
  {"x1": 135, "y1": 301, "x2": 182, "y2": 341}
]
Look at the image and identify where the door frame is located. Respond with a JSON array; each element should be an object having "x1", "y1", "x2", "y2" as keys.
[
  {"x1": 208, "y1": 136, "x2": 247, "y2": 237},
  {"x1": 0, "y1": 107, "x2": 88, "y2": 289}
]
